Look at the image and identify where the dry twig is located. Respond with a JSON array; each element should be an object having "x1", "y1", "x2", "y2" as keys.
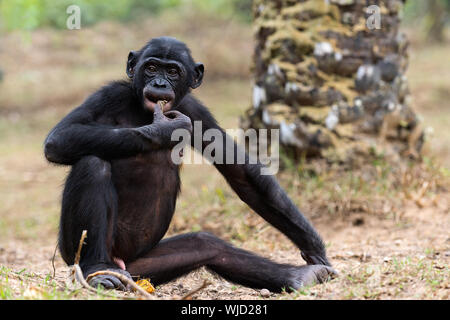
[
  {"x1": 71, "y1": 230, "x2": 155, "y2": 300},
  {"x1": 74, "y1": 230, "x2": 87, "y2": 265},
  {"x1": 180, "y1": 280, "x2": 211, "y2": 300}
]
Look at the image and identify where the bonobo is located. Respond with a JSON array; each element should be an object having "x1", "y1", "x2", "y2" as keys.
[{"x1": 44, "y1": 37, "x2": 336, "y2": 292}]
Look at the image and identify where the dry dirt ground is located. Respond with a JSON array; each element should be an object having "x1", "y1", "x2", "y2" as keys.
[
  {"x1": 0, "y1": 16, "x2": 449, "y2": 300},
  {"x1": 1, "y1": 192, "x2": 449, "y2": 300}
]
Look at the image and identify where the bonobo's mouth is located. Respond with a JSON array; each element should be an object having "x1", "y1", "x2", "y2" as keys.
[
  {"x1": 144, "y1": 98, "x2": 174, "y2": 112},
  {"x1": 143, "y1": 91, "x2": 175, "y2": 112}
]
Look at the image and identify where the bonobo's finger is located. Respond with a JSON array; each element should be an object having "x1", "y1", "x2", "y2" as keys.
[
  {"x1": 164, "y1": 110, "x2": 184, "y2": 120},
  {"x1": 153, "y1": 101, "x2": 165, "y2": 121},
  {"x1": 166, "y1": 111, "x2": 192, "y2": 132}
]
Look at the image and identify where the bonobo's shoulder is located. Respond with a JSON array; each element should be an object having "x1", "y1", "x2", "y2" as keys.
[
  {"x1": 98, "y1": 80, "x2": 134, "y2": 99},
  {"x1": 86, "y1": 80, "x2": 133, "y2": 100},
  {"x1": 178, "y1": 94, "x2": 215, "y2": 121},
  {"x1": 81, "y1": 80, "x2": 135, "y2": 112},
  {"x1": 178, "y1": 94, "x2": 199, "y2": 110}
]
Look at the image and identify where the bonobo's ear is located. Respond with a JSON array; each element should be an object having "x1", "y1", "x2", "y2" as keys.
[
  {"x1": 191, "y1": 63, "x2": 204, "y2": 89},
  {"x1": 126, "y1": 51, "x2": 140, "y2": 78}
]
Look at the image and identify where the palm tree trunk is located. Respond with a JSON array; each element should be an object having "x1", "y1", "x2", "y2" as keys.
[{"x1": 241, "y1": 0, "x2": 423, "y2": 166}]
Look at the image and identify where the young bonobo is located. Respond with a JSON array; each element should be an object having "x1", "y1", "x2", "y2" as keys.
[{"x1": 44, "y1": 37, "x2": 336, "y2": 292}]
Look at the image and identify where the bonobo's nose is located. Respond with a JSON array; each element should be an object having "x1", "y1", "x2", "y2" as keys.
[{"x1": 154, "y1": 78, "x2": 167, "y2": 88}]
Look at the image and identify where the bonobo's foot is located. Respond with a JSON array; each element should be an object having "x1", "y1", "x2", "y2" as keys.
[
  {"x1": 287, "y1": 265, "x2": 338, "y2": 291},
  {"x1": 301, "y1": 251, "x2": 332, "y2": 266},
  {"x1": 83, "y1": 264, "x2": 133, "y2": 291}
]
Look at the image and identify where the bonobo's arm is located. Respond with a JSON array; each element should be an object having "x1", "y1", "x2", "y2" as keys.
[
  {"x1": 178, "y1": 95, "x2": 331, "y2": 266},
  {"x1": 44, "y1": 110, "x2": 144, "y2": 165},
  {"x1": 44, "y1": 82, "x2": 191, "y2": 165}
]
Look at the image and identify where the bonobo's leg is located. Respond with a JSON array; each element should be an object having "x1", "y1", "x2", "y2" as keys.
[
  {"x1": 59, "y1": 156, "x2": 131, "y2": 289},
  {"x1": 127, "y1": 232, "x2": 336, "y2": 292}
]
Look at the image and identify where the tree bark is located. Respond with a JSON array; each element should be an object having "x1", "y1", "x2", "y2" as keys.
[{"x1": 241, "y1": 0, "x2": 424, "y2": 167}]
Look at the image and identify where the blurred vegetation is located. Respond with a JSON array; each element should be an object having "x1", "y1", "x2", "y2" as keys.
[
  {"x1": 403, "y1": 0, "x2": 449, "y2": 42},
  {"x1": 0, "y1": 0, "x2": 252, "y2": 31},
  {"x1": 1, "y1": 0, "x2": 447, "y2": 42}
]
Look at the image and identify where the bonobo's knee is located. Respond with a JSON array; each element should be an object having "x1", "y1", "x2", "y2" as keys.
[
  {"x1": 195, "y1": 231, "x2": 220, "y2": 242},
  {"x1": 194, "y1": 232, "x2": 231, "y2": 250},
  {"x1": 73, "y1": 156, "x2": 111, "y2": 182}
]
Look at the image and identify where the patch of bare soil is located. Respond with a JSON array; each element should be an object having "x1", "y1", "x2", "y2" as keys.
[{"x1": 1, "y1": 196, "x2": 447, "y2": 300}]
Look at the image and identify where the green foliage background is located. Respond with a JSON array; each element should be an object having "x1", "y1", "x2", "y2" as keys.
[
  {"x1": 0, "y1": 0, "x2": 448, "y2": 31},
  {"x1": 0, "y1": 0, "x2": 253, "y2": 31}
]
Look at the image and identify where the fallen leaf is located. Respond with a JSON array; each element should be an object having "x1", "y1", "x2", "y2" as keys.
[{"x1": 135, "y1": 279, "x2": 155, "y2": 293}]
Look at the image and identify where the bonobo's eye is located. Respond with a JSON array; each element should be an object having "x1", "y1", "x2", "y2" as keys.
[
  {"x1": 167, "y1": 68, "x2": 178, "y2": 77},
  {"x1": 146, "y1": 64, "x2": 157, "y2": 73}
]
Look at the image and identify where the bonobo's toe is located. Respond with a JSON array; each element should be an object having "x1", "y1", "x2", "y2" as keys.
[
  {"x1": 313, "y1": 265, "x2": 338, "y2": 283},
  {"x1": 87, "y1": 269, "x2": 133, "y2": 291},
  {"x1": 288, "y1": 265, "x2": 338, "y2": 290}
]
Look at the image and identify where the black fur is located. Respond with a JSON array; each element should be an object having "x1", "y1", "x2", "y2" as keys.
[{"x1": 44, "y1": 37, "x2": 335, "y2": 292}]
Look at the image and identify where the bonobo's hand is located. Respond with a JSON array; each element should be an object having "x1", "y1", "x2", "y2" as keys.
[
  {"x1": 287, "y1": 264, "x2": 338, "y2": 290},
  {"x1": 83, "y1": 264, "x2": 133, "y2": 291},
  {"x1": 134, "y1": 101, "x2": 192, "y2": 150}
]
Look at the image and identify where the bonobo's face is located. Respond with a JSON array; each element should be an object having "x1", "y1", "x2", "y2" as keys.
[{"x1": 127, "y1": 37, "x2": 204, "y2": 112}]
